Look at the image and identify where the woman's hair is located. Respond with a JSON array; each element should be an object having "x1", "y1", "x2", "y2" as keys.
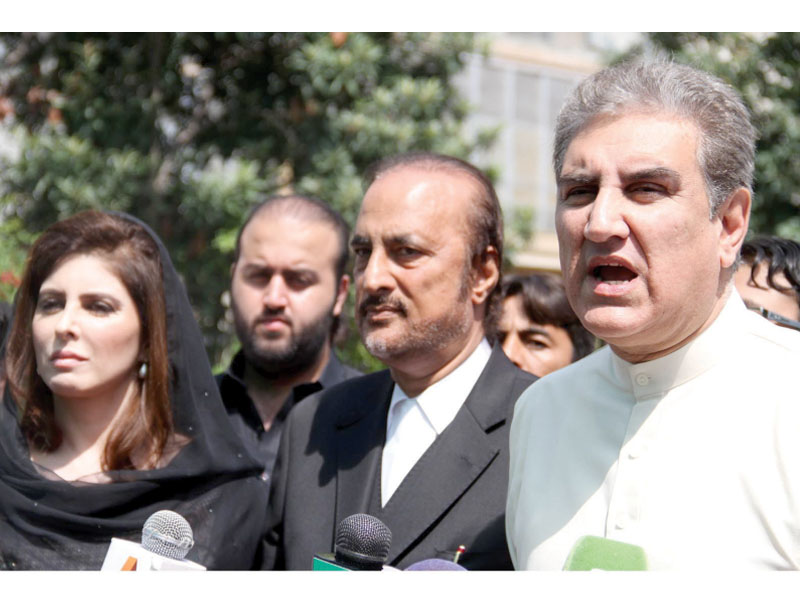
[
  {"x1": 500, "y1": 273, "x2": 596, "y2": 362},
  {"x1": 4, "y1": 211, "x2": 171, "y2": 471}
]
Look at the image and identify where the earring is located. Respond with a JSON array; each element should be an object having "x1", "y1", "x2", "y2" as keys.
[{"x1": 138, "y1": 362, "x2": 148, "y2": 379}]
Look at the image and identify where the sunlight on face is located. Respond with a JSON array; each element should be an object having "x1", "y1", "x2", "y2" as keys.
[
  {"x1": 32, "y1": 254, "x2": 142, "y2": 403},
  {"x1": 498, "y1": 296, "x2": 575, "y2": 377}
]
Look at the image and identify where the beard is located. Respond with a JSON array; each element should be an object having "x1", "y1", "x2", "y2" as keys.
[
  {"x1": 234, "y1": 304, "x2": 334, "y2": 381},
  {"x1": 357, "y1": 278, "x2": 472, "y2": 363}
]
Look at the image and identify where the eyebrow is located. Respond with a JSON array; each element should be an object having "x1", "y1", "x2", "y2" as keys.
[
  {"x1": 350, "y1": 234, "x2": 419, "y2": 247},
  {"x1": 556, "y1": 173, "x2": 597, "y2": 188},
  {"x1": 81, "y1": 292, "x2": 123, "y2": 307},
  {"x1": 621, "y1": 167, "x2": 682, "y2": 184},
  {"x1": 37, "y1": 290, "x2": 123, "y2": 306},
  {"x1": 350, "y1": 234, "x2": 370, "y2": 248},
  {"x1": 557, "y1": 167, "x2": 683, "y2": 191},
  {"x1": 520, "y1": 326, "x2": 553, "y2": 339},
  {"x1": 37, "y1": 288, "x2": 64, "y2": 296}
]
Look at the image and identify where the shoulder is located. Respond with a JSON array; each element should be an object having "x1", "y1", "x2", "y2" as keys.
[
  {"x1": 285, "y1": 370, "x2": 392, "y2": 429},
  {"x1": 480, "y1": 345, "x2": 538, "y2": 397},
  {"x1": 740, "y1": 309, "x2": 800, "y2": 356},
  {"x1": 512, "y1": 346, "x2": 612, "y2": 424}
]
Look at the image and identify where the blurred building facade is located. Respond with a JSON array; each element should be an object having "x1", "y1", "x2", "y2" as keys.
[{"x1": 455, "y1": 33, "x2": 641, "y2": 273}]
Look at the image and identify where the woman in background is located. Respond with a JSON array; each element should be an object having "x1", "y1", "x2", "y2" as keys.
[{"x1": 0, "y1": 211, "x2": 267, "y2": 569}]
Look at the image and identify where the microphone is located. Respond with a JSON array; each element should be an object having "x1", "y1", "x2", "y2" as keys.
[
  {"x1": 405, "y1": 559, "x2": 467, "y2": 571},
  {"x1": 312, "y1": 513, "x2": 392, "y2": 571},
  {"x1": 141, "y1": 509, "x2": 194, "y2": 559},
  {"x1": 562, "y1": 536, "x2": 648, "y2": 571},
  {"x1": 101, "y1": 509, "x2": 206, "y2": 571}
]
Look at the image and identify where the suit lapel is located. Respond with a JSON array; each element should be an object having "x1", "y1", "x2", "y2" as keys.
[
  {"x1": 333, "y1": 371, "x2": 394, "y2": 530},
  {"x1": 380, "y1": 402, "x2": 498, "y2": 564},
  {"x1": 379, "y1": 346, "x2": 520, "y2": 564}
]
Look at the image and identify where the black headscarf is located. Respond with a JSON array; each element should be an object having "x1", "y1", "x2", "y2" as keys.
[{"x1": 0, "y1": 212, "x2": 268, "y2": 570}]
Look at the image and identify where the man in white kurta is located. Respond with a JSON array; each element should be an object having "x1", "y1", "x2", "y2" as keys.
[
  {"x1": 506, "y1": 57, "x2": 800, "y2": 570},
  {"x1": 507, "y1": 291, "x2": 800, "y2": 569}
]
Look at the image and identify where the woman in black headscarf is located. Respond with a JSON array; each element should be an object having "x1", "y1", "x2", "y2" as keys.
[
  {"x1": 0, "y1": 211, "x2": 268, "y2": 570},
  {"x1": 0, "y1": 299, "x2": 11, "y2": 398}
]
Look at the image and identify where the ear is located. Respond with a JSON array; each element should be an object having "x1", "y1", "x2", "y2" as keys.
[
  {"x1": 470, "y1": 246, "x2": 500, "y2": 306},
  {"x1": 717, "y1": 187, "x2": 751, "y2": 269},
  {"x1": 332, "y1": 274, "x2": 350, "y2": 317}
]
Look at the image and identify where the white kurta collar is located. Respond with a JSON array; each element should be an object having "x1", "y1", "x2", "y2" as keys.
[{"x1": 610, "y1": 291, "x2": 745, "y2": 402}]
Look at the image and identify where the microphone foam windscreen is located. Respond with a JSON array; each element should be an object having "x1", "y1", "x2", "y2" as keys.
[
  {"x1": 405, "y1": 558, "x2": 467, "y2": 571},
  {"x1": 334, "y1": 513, "x2": 392, "y2": 570},
  {"x1": 141, "y1": 510, "x2": 195, "y2": 560}
]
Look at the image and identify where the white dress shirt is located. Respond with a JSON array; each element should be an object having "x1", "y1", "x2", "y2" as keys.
[
  {"x1": 506, "y1": 292, "x2": 800, "y2": 570},
  {"x1": 381, "y1": 339, "x2": 492, "y2": 506}
]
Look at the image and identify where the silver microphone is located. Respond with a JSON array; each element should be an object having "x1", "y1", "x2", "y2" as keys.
[{"x1": 141, "y1": 510, "x2": 194, "y2": 560}]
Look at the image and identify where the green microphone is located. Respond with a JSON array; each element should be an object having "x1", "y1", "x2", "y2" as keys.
[{"x1": 563, "y1": 536, "x2": 648, "y2": 571}]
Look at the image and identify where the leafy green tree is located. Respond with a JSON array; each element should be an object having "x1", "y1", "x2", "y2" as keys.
[
  {"x1": 632, "y1": 33, "x2": 800, "y2": 239},
  {"x1": 0, "y1": 32, "x2": 492, "y2": 371}
]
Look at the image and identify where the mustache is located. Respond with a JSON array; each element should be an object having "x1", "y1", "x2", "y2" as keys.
[
  {"x1": 252, "y1": 308, "x2": 292, "y2": 327},
  {"x1": 358, "y1": 293, "x2": 407, "y2": 318}
]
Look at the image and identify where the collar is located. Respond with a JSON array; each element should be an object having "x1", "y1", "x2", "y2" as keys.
[
  {"x1": 220, "y1": 348, "x2": 347, "y2": 407},
  {"x1": 224, "y1": 350, "x2": 248, "y2": 386},
  {"x1": 388, "y1": 338, "x2": 493, "y2": 434},
  {"x1": 610, "y1": 291, "x2": 745, "y2": 401},
  {"x1": 223, "y1": 347, "x2": 344, "y2": 388}
]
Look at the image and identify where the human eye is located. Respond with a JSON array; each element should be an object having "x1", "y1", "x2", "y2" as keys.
[
  {"x1": 396, "y1": 246, "x2": 421, "y2": 259},
  {"x1": 389, "y1": 241, "x2": 424, "y2": 263},
  {"x1": 522, "y1": 334, "x2": 549, "y2": 350},
  {"x1": 92, "y1": 302, "x2": 114, "y2": 314},
  {"x1": 85, "y1": 297, "x2": 117, "y2": 315},
  {"x1": 244, "y1": 269, "x2": 271, "y2": 285},
  {"x1": 36, "y1": 294, "x2": 63, "y2": 314},
  {"x1": 351, "y1": 244, "x2": 371, "y2": 269},
  {"x1": 285, "y1": 271, "x2": 316, "y2": 290},
  {"x1": 628, "y1": 182, "x2": 665, "y2": 200},
  {"x1": 560, "y1": 185, "x2": 596, "y2": 205}
]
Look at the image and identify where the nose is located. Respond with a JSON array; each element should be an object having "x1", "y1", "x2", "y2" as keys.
[
  {"x1": 262, "y1": 277, "x2": 288, "y2": 310},
  {"x1": 501, "y1": 335, "x2": 524, "y2": 369},
  {"x1": 583, "y1": 187, "x2": 630, "y2": 243},
  {"x1": 54, "y1": 305, "x2": 79, "y2": 340},
  {"x1": 358, "y1": 248, "x2": 394, "y2": 295}
]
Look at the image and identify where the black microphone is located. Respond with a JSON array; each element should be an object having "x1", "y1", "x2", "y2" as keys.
[{"x1": 312, "y1": 513, "x2": 392, "y2": 571}]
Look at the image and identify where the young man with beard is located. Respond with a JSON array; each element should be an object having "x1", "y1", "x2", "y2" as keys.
[
  {"x1": 261, "y1": 153, "x2": 537, "y2": 570},
  {"x1": 217, "y1": 195, "x2": 360, "y2": 485}
]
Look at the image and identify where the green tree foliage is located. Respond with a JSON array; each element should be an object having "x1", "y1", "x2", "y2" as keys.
[
  {"x1": 640, "y1": 33, "x2": 800, "y2": 239},
  {"x1": 0, "y1": 32, "x2": 491, "y2": 371}
]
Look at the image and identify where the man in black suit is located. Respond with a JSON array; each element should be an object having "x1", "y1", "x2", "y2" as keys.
[{"x1": 262, "y1": 152, "x2": 537, "y2": 570}]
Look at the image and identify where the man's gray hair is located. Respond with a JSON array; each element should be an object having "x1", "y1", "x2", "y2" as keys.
[{"x1": 553, "y1": 56, "x2": 757, "y2": 216}]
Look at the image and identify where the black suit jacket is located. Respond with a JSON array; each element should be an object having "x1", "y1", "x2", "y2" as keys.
[{"x1": 261, "y1": 346, "x2": 537, "y2": 570}]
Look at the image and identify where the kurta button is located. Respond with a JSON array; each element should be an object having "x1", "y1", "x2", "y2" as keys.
[
  {"x1": 615, "y1": 515, "x2": 628, "y2": 530},
  {"x1": 635, "y1": 373, "x2": 650, "y2": 386}
]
